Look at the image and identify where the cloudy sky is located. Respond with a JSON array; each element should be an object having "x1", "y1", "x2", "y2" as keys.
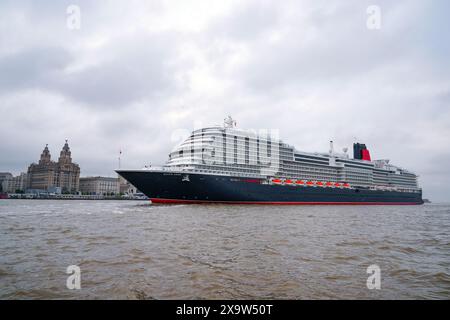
[{"x1": 0, "y1": 0, "x2": 449, "y2": 201}]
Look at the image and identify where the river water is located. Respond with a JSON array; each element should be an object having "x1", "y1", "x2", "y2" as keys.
[{"x1": 0, "y1": 200, "x2": 449, "y2": 299}]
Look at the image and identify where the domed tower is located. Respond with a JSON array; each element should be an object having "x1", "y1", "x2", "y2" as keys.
[
  {"x1": 39, "y1": 144, "x2": 51, "y2": 165},
  {"x1": 56, "y1": 140, "x2": 80, "y2": 193},
  {"x1": 58, "y1": 140, "x2": 72, "y2": 165},
  {"x1": 28, "y1": 144, "x2": 57, "y2": 190}
]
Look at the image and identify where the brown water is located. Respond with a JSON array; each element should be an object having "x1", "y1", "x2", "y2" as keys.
[{"x1": 0, "y1": 200, "x2": 449, "y2": 299}]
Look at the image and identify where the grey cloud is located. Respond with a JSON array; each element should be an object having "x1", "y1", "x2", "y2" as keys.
[
  {"x1": 234, "y1": 3, "x2": 423, "y2": 91},
  {"x1": 0, "y1": 33, "x2": 180, "y2": 107},
  {"x1": 0, "y1": 46, "x2": 71, "y2": 91},
  {"x1": 209, "y1": 1, "x2": 281, "y2": 41},
  {"x1": 57, "y1": 44, "x2": 176, "y2": 107}
]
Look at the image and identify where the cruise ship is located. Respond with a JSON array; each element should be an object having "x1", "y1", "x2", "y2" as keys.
[{"x1": 116, "y1": 117, "x2": 423, "y2": 205}]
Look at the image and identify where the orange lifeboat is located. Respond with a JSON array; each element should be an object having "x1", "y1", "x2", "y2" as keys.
[
  {"x1": 296, "y1": 180, "x2": 305, "y2": 185},
  {"x1": 285, "y1": 179, "x2": 294, "y2": 185},
  {"x1": 334, "y1": 182, "x2": 341, "y2": 187},
  {"x1": 306, "y1": 181, "x2": 314, "y2": 186},
  {"x1": 343, "y1": 183, "x2": 350, "y2": 188},
  {"x1": 325, "y1": 182, "x2": 333, "y2": 187},
  {"x1": 316, "y1": 181, "x2": 324, "y2": 187}
]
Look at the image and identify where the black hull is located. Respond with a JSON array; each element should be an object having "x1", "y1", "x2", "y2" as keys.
[{"x1": 116, "y1": 170, "x2": 424, "y2": 205}]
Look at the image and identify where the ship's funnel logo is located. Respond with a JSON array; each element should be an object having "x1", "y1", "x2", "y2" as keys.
[{"x1": 353, "y1": 143, "x2": 371, "y2": 161}]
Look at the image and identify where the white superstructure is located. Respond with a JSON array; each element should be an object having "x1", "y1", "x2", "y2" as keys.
[{"x1": 164, "y1": 117, "x2": 420, "y2": 191}]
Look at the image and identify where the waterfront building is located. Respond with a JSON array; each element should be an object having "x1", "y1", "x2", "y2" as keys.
[
  {"x1": 79, "y1": 176, "x2": 119, "y2": 195},
  {"x1": 0, "y1": 172, "x2": 13, "y2": 181},
  {"x1": 1, "y1": 173, "x2": 28, "y2": 193},
  {"x1": 27, "y1": 141, "x2": 80, "y2": 193},
  {"x1": 0, "y1": 172, "x2": 13, "y2": 192}
]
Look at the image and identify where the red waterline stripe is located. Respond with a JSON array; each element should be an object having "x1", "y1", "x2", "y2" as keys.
[{"x1": 150, "y1": 198, "x2": 422, "y2": 205}]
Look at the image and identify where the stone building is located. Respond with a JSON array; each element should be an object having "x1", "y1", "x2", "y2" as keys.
[
  {"x1": 79, "y1": 176, "x2": 119, "y2": 195},
  {"x1": 0, "y1": 172, "x2": 13, "y2": 192},
  {"x1": 27, "y1": 141, "x2": 80, "y2": 193},
  {"x1": 1, "y1": 173, "x2": 28, "y2": 193}
]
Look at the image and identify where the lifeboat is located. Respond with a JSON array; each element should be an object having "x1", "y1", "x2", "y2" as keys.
[
  {"x1": 325, "y1": 182, "x2": 333, "y2": 187},
  {"x1": 285, "y1": 179, "x2": 294, "y2": 185},
  {"x1": 316, "y1": 181, "x2": 324, "y2": 187},
  {"x1": 296, "y1": 180, "x2": 305, "y2": 185},
  {"x1": 306, "y1": 181, "x2": 314, "y2": 186},
  {"x1": 343, "y1": 183, "x2": 350, "y2": 188},
  {"x1": 272, "y1": 178, "x2": 282, "y2": 185},
  {"x1": 334, "y1": 182, "x2": 341, "y2": 187}
]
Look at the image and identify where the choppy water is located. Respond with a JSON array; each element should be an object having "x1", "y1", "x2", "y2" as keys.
[{"x1": 0, "y1": 200, "x2": 449, "y2": 300}]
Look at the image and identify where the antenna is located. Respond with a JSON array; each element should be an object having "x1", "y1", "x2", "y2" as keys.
[
  {"x1": 118, "y1": 149, "x2": 122, "y2": 169},
  {"x1": 329, "y1": 140, "x2": 334, "y2": 156}
]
